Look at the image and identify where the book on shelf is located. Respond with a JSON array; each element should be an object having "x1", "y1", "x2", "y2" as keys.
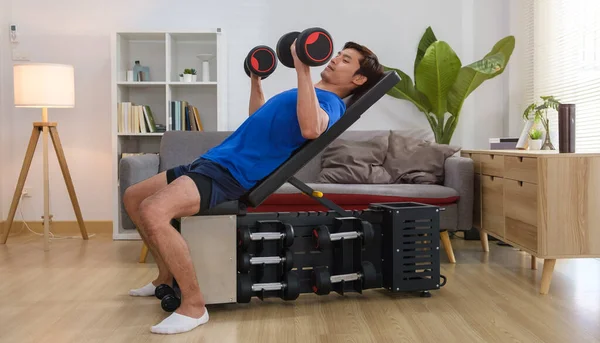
[
  {"x1": 117, "y1": 102, "x2": 161, "y2": 133},
  {"x1": 169, "y1": 100, "x2": 204, "y2": 131}
]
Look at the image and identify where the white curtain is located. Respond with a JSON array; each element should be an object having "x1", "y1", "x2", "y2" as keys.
[{"x1": 512, "y1": 0, "x2": 600, "y2": 151}]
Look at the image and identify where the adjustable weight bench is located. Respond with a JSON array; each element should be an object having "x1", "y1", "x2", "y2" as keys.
[{"x1": 155, "y1": 71, "x2": 447, "y2": 311}]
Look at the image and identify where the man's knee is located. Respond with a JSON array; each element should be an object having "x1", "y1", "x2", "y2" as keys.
[{"x1": 138, "y1": 198, "x2": 169, "y2": 239}]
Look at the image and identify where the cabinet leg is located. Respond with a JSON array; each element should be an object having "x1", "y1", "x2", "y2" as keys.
[
  {"x1": 479, "y1": 229, "x2": 489, "y2": 252},
  {"x1": 540, "y1": 259, "x2": 556, "y2": 295},
  {"x1": 531, "y1": 255, "x2": 537, "y2": 270},
  {"x1": 440, "y1": 231, "x2": 456, "y2": 263}
]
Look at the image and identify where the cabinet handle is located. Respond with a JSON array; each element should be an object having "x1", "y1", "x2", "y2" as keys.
[
  {"x1": 518, "y1": 181, "x2": 523, "y2": 187},
  {"x1": 490, "y1": 154, "x2": 495, "y2": 160},
  {"x1": 518, "y1": 157, "x2": 523, "y2": 162}
]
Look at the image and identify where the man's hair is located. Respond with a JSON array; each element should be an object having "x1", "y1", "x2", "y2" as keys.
[{"x1": 344, "y1": 41, "x2": 385, "y2": 98}]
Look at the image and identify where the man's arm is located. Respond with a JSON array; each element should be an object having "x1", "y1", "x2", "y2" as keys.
[
  {"x1": 294, "y1": 46, "x2": 328, "y2": 139},
  {"x1": 249, "y1": 74, "x2": 265, "y2": 116}
]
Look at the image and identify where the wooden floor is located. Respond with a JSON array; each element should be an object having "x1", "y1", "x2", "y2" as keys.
[{"x1": 2, "y1": 232, "x2": 600, "y2": 343}]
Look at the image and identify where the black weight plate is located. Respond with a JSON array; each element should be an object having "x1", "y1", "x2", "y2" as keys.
[
  {"x1": 276, "y1": 31, "x2": 300, "y2": 68},
  {"x1": 283, "y1": 223, "x2": 294, "y2": 247},
  {"x1": 313, "y1": 225, "x2": 331, "y2": 251},
  {"x1": 155, "y1": 284, "x2": 174, "y2": 300},
  {"x1": 246, "y1": 45, "x2": 277, "y2": 77},
  {"x1": 361, "y1": 221, "x2": 374, "y2": 247},
  {"x1": 296, "y1": 27, "x2": 333, "y2": 66},
  {"x1": 237, "y1": 273, "x2": 254, "y2": 303},
  {"x1": 238, "y1": 252, "x2": 252, "y2": 273},
  {"x1": 161, "y1": 294, "x2": 180, "y2": 312},
  {"x1": 238, "y1": 227, "x2": 251, "y2": 250},
  {"x1": 311, "y1": 266, "x2": 331, "y2": 295},
  {"x1": 283, "y1": 249, "x2": 294, "y2": 271},
  {"x1": 282, "y1": 271, "x2": 300, "y2": 300},
  {"x1": 361, "y1": 261, "x2": 377, "y2": 290}
]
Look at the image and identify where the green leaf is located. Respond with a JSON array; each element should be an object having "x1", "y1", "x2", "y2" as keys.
[
  {"x1": 383, "y1": 65, "x2": 432, "y2": 114},
  {"x1": 447, "y1": 35, "x2": 515, "y2": 117},
  {"x1": 414, "y1": 26, "x2": 438, "y2": 81},
  {"x1": 415, "y1": 41, "x2": 461, "y2": 118}
]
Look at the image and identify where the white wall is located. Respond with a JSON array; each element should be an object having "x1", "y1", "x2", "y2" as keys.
[
  {"x1": 0, "y1": 0, "x2": 12, "y2": 222},
  {"x1": 1, "y1": 0, "x2": 511, "y2": 222}
]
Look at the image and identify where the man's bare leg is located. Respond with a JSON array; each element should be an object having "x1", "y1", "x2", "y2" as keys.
[
  {"x1": 138, "y1": 175, "x2": 209, "y2": 334},
  {"x1": 123, "y1": 172, "x2": 174, "y2": 294}
]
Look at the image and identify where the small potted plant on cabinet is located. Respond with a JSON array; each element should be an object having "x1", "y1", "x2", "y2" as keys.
[
  {"x1": 528, "y1": 128, "x2": 543, "y2": 150},
  {"x1": 183, "y1": 68, "x2": 197, "y2": 82},
  {"x1": 179, "y1": 73, "x2": 184, "y2": 82}
]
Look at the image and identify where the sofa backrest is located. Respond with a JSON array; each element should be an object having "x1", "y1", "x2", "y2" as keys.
[{"x1": 158, "y1": 129, "x2": 392, "y2": 183}]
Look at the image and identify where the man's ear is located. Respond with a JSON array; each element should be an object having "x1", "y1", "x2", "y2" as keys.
[{"x1": 352, "y1": 74, "x2": 367, "y2": 86}]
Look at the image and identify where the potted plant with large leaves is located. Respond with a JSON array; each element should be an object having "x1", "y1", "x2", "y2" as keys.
[{"x1": 383, "y1": 26, "x2": 516, "y2": 144}]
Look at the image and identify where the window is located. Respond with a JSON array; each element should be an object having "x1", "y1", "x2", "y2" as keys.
[{"x1": 513, "y1": 0, "x2": 600, "y2": 151}]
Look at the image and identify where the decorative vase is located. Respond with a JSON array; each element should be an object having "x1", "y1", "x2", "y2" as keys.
[
  {"x1": 183, "y1": 74, "x2": 193, "y2": 82},
  {"x1": 558, "y1": 103, "x2": 576, "y2": 153},
  {"x1": 529, "y1": 139, "x2": 543, "y2": 150},
  {"x1": 541, "y1": 119, "x2": 555, "y2": 150},
  {"x1": 202, "y1": 61, "x2": 210, "y2": 82},
  {"x1": 179, "y1": 75, "x2": 184, "y2": 82}
]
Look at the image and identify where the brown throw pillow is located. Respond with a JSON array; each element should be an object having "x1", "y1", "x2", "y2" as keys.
[
  {"x1": 383, "y1": 131, "x2": 460, "y2": 184},
  {"x1": 318, "y1": 134, "x2": 392, "y2": 184}
]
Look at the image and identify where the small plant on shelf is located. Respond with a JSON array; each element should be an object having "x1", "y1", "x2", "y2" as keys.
[
  {"x1": 179, "y1": 73, "x2": 184, "y2": 82},
  {"x1": 182, "y1": 68, "x2": 197, "y2": 82}
]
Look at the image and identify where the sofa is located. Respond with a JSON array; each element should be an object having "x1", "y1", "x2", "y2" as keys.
[{"x1": 119, "y1": 129, "x2": 474, "y2": 263}]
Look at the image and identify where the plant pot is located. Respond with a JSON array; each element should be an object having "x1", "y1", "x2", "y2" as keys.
[
  {"x1": 529, "y1": 139, "x2": 542, "y2": 150},
  {"x1": 191, "y1": 74, "x2": 197, "y2": 82},
  {"x1": 183, "y1": 74, "x2": 193, "y2": 82},
  {"x1": 179, "y1": 76, "x2": 184, "y2": 82}
]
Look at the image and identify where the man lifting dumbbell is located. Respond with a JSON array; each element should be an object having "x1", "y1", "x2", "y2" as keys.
[{"x1": 123, "y1": 27, "x2": 385, "y2": 335}]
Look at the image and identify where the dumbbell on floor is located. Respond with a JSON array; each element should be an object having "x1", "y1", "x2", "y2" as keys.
[
  {"x1": 244, "y1": 45, "x2": 277, "y2": 79},
  {"x1": 312, "y1": 221, "x2": 374, "y2": 251},
  {"x1": 237, "y1": 271, "x2": 300, "y2": 303},
  {"x1": 238, "y1": 249, "x2": 294, "y2": 273},
  {"x1": 311, "y1": 261, "x2": 377, "y2": 295},
  {"x1": 276, "y1": 27, "x2": 333, "y2": 68},
  {"x1": 237, "y1": 223, "x2": 294, "y2": 250},
  {"x1": 155, "y1": 283, "x2": 181, "y2": 312}
]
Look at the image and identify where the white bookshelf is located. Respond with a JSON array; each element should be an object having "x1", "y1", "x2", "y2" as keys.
[{"x1": 110, "y1": 29, "x2": 228, "y2": 240}]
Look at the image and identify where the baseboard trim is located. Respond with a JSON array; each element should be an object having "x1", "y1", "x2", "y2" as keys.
[{"x1": 0, "y1": 220, "x2": 112, "y2": 237}]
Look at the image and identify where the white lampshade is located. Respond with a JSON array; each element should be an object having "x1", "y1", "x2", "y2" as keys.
[{"x1": 13, "y1": 63, "x2": 75, "y2": 108}]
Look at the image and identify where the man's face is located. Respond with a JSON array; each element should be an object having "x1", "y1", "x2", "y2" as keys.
[{"x1": 320, "y1": 48, "x2": 366, "y2": 88}]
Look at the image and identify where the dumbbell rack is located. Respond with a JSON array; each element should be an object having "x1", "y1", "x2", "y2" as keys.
[{"x1": 234, "y1": 201, "x2": 445, "y2": 303}]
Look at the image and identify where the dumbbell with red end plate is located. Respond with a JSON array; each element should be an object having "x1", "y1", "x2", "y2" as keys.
[
  {"x1": 244, "y1": 45, "x2": 278, "y2": 79},
  {"x1": 238, "y1": 249, "x2": 294, "y2": 273},
  {"x1": 276, "y1": 27, "x2": 334, "y2": 68}
]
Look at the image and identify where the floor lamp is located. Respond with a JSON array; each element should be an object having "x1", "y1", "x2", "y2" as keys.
[{"x1": 1, "y1": 63, "x2": 88, "y2": 250}]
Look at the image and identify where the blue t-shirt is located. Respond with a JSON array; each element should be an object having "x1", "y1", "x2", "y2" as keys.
[{"x1": 199, "y1": 87, "x2": 346, "y2": 191}]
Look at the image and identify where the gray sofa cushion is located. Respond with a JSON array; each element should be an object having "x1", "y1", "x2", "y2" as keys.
[
  {"x1": 317, "y1": 133, "x2": 391, "y2": 184},
  {"x1": 384, "y1": 132, "x2": 461, "y2": 184},
  {"x1": 158, "y1": 130, "x2": 233, "y2": 172}
]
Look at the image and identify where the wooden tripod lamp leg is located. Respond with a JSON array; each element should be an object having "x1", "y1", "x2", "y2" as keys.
[
  {"x1": 49, "y1": 126, "x2": 88, "y2": 240},
  {"x1": 1, "y1": 126, "x2": 41, "y2": 244}
]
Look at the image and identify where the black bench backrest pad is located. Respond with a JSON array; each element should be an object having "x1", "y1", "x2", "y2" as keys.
[{"x1": 241, "y1": 70, "x2": 401, "y2": 208}]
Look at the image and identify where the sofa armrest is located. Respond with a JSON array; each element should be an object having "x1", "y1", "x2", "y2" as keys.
[
  {"x1": 443, "y1": 156, "x2": 474, "y2": 231},
  {"x1": 119, "y1": 154, "x2": 160, "y2": 230}
]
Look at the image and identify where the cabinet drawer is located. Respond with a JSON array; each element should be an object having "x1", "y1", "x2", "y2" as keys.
[
  {"x1": 504, "y1": 156, "x2": 538, "y2": 184},
  {"x1": 504, "y1": 179, "x2": 538, "y2": 252},
  {"x1": 481, "y1": 175, "x2": 504, "y2": 237},
  {"x1": 480, "y1": 154, "x2": 504, "y2": 177},
  {"x1": 461, "y1": 152, "x2": 481, "y2": 173}
]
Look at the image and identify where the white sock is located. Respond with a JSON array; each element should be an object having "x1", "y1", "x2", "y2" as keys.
[
  {"x1": 150, "y1": 308, "x2": 209, "y2": 335},
  {"x1": 129, "y1": 282, "x2": 156, "y2": 297}
]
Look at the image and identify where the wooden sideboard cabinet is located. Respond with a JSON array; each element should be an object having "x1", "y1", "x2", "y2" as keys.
[{"x1": 460, "y1": 149, "x2": 600, "y2": 294}]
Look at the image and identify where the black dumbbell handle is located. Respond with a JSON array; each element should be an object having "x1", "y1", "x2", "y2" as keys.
[
  {"x1": 250, "y1": 232, "x2": 284, "y2": 241},
  {"x1": 330, "y1": 231, "x2": 361, "y2": 241},
  {"x1": 251, "y1": 282, "x2": 285, "y2": 292}
]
